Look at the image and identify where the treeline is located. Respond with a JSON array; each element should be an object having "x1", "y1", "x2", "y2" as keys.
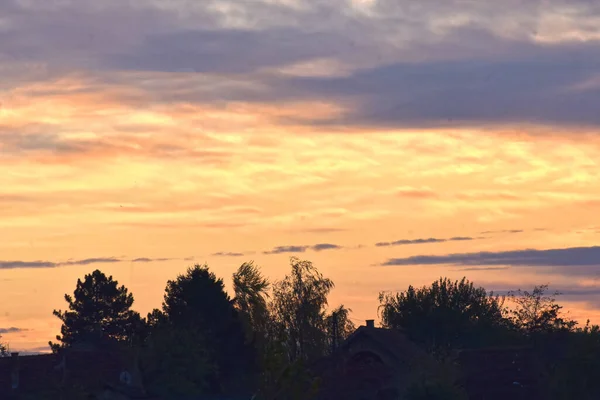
[
  {"x1": 27, "y1": 258, "x2": 600, "y2": 399},
  {"x1": 47, "y1": 257, "x2": 354, "y2": 399}
]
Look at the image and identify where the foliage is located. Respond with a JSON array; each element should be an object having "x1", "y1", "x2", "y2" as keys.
[
  {"x1": 324, "y1": 304, "x2": 356, "y2": 353},
  {"x1": 233, "y1": 261, "x2": 271, "y2": 343},
  {"x1": 0, "y1": 336, "x2": 7, "y2": 356},
  {"x1": 49, "y1": 269, "x2": 143, "y2": 352},
  {"x1": 508, "y1": 284, "x2": 577, "y2": 335},
  {"x1": 140, "y1": 324, "x2": 214, "y2": 397},
  {"x1": 257, "y1": 358, "x2": 321, "y2": 400},
  {"x1": 379, "y1": 277, "x2": 510, "y2": 357},
  {"x1": 270, "y1": 257, "x2": 335, "y2": 363},
  {"x1": 153, "y1": 264, "x2": 255, "y2": 395}
]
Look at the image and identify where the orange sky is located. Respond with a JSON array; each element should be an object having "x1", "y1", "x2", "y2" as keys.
[{"x1": 2, "y1": 0, "x2": 600, "y2": 352}]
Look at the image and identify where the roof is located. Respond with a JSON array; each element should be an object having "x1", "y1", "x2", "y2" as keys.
[
  {"x1": 312, "y1": 326, "x2": 425, "y2": 400},
  {"x1": 340, "y1": 326, "x2": 426, "y2": 363},
  {"x1": 0, "y1": 349, "x2": 135, "y2": 396}
]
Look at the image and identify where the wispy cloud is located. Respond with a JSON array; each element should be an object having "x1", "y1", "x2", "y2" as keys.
[
  {"x1": 375, "y1": 236, "x2": 478, "y2": 247},
  {"x1": 263, "y1": 243, "x2": 344, "y2": 254},
  {"x1": 0, "y1": 327, "x2": 27, "y2": 334},
  {"x1": 480, "y1": 229, "x2": 524, "y2": 234},
  {"x1": 454, "y1": 267, "x2": 511, "y2": 272},
  {"x1": 312, "y1": 243, "x2": 343, "y2": 251},
  {"x1": 212, "y1": 252, "x2": 246, "y2": 257},
  {"x1": 382, "y1": 246, "x2": 600, "y2": 269},
  {"x1": 0, "y1": 256, "x2": 177, "y2": 270},
  {"x1": 131, "y1": 257, "x2": 173, "y2": 263},
  {"x1": 264, "y1": 245, "x2": 309, "y2": 255}
]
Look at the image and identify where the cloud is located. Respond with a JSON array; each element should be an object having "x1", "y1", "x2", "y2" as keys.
[
  {"x1": 0, "y1": 260, "x2": 56, "y2": 269},
  {"x1": 263, "y1": 243, "x2": 344, "y2": 254},
  {"x1": 480, "y1": 229, "x2": 524, "y2": 234},
  {"x1": 382, "y1": 246, "x2": 600, "y2": 275},
  {"x1": 454, "y1": 267, "x2": 511, "y2": 272},
  {"x1": 62, "y1": 257, "x2": 121, "y2": 266},
  {"x1": 375, "y1": 236, "x2": 478, "y2": 247},
  {"x1": 264, "y1": 245, "x2": 309, "y2": 255},
  {"x1": 0, "y1": 327, "x2": 26, "y2": 334},
  {"x1": 212, "y1": 252, "x2": 246, "y2": 257},
  {"x1": 2, "y1": 0, "x2": 600, "y2": 128},
  {"x1": 131, "y1": 257, "x2": 173, "y2": 263},
  {"x1": 0, "y1": 256, "x2": 178, "y2": 270},
  {"x1": 312, "y1": 243, "x2": 343, "y2": 251}
]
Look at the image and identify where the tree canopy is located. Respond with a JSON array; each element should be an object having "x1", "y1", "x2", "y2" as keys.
[
  {"x1": 270, "y1": 257, "x2": 335, "y2": 363},
  {"x1": 151, "y1": 264, "x2": 255, "y2": 395},
  {"x1": 50, "y1": 269, "x2": 142, "y2": 352},
  {"x1": 40, "y1": 258, "x2": 600, "y2": 400},
  {"x1": 379, "y1": 277, "x2": 510, "y2": 356},
  {"x1": 233, "y1": 261, "x2": 271, "y2": 342},
  {"x1": 508, "y1": 284, "x2": 577, "y2": 335}
]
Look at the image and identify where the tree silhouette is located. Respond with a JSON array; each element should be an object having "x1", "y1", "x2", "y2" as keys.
[
  {"x1": 508, "y1": 284, "x2": 577, "y2": 335},
  {"x1": 379, "y1": 277, "x2": 509, "y2": 357},
  {"x1": 270, "y1": 257, "x2": 335, "y2": 363},
  {"x1": 324, "y1": 305, "x2": 356, "y2": 353},
  {"x1": 232, "y1": 261, "x2": 271, "y2": 342},
  {"x1": 151, "y1": 264, "x2": 254, "y2": 395},
  {"x1": 50, "y1": 269, "x2": 143, "y2": 352},
  {"x1": 140, "y1": 322, "x2": 214, "y2": 397},
  {"x1": 0, "y1": 335, "x2": 7, "y2": 356}
]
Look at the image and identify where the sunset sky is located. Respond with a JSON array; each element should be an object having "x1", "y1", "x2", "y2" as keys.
[{"x1": 2, "y1": 0, "x2": 600, "y2": 353}]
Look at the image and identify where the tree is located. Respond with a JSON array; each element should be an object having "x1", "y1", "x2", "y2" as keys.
[
  {"x1": 270, "y1": 257, "x2": 335, "y2": 363},
  {"x1": 379, "y1": 277, "x2": 510, "y2": 357},
  {"x1": 0, "y1": 335, "x2": 8, "y2": 356},
  {"x1": 140, "y1": 323, "x2": 214, "y2": 397},
  {"x1": 324, "y1": 305, "x2": 356, "y2": 353},
  {"x1": 508, "y1": 284, "x2": 577, "y2": 335},
  {"x1": 153, "y1": 264, "x2": 254, "y2": 395},
  {"x1": 50, "y1": 269, "x2": 143, "y2": 352},
  {"x1": 232, "y1": 261, "x2": 271, "y2": 342}
]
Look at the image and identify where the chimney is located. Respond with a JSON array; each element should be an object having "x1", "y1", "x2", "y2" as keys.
[
  {"x1": 366, "y1": 320, "x2": 375, "y2": 328},
  {"x1": 10, "y1": 352, "x2": 19, "y2": 390}
]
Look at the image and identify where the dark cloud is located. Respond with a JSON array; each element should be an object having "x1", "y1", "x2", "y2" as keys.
[
  {"x1": 0, "y1": 260, "x2": 56, "y2": 269},
  {"x1": 212, "y1": 252, "x2": 246, "y2": 257},
  {"x1": 0, "y1": 327, "x2": 26, "y2": 334},
  {"x1": 0, "y1": 256, "x2": 177, "y2": 270},
  {"x1": 375, "y1": 236, "x2": 478, "y2": 247},
  {"x1": 455, "y1": 267, "x2": 511, "y2": 272},
  {"x1": 263, "y1": 243, "x2": 344, "y2": 254},
  {"x1": 275, "y1": 36, "x2": 600, "y2": 128},
  {"x1": 62, "y1": 257, "x2": 121, "y2": 266},
  {"x1": 382, "y1": 246, "x2": 600, "y2": 276},
  {"x1": 480, "y1": 229, "x2": 524, "y2": 234},
  {"x1": 264, "y1": 246, "x2": 309, "y2": 255},
  {"x1": 1, "y1": 0, "x2": 600, "y2": 128},
  {"x1": 131, "y1": 257, "x2": 173, "y2": 263},
  {"x1": 109, "y1": 28, "x2": 346, "y2": 75},
  {"x1": 312, "y1": 243, "x2": 343, "y2": 251}
]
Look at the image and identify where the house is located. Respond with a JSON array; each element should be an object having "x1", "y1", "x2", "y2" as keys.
[
  {"x1": 0, "y1": 344, "x2": 154, "y2": 399},
  {"x1": 312, "y1": 321, "x2": 542, "y2": 400},
  {"x1": 313, "y1": 320, "x2": 430, "y2": 400}
]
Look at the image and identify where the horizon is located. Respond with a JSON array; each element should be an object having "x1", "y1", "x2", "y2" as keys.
[{"x1": 2, "y1": 0, "x2": 600, "y2": 352}]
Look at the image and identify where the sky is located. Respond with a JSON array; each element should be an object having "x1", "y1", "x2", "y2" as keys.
[{"x1": 1, "y1": 0, "x2": 600, "y2": 352}]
